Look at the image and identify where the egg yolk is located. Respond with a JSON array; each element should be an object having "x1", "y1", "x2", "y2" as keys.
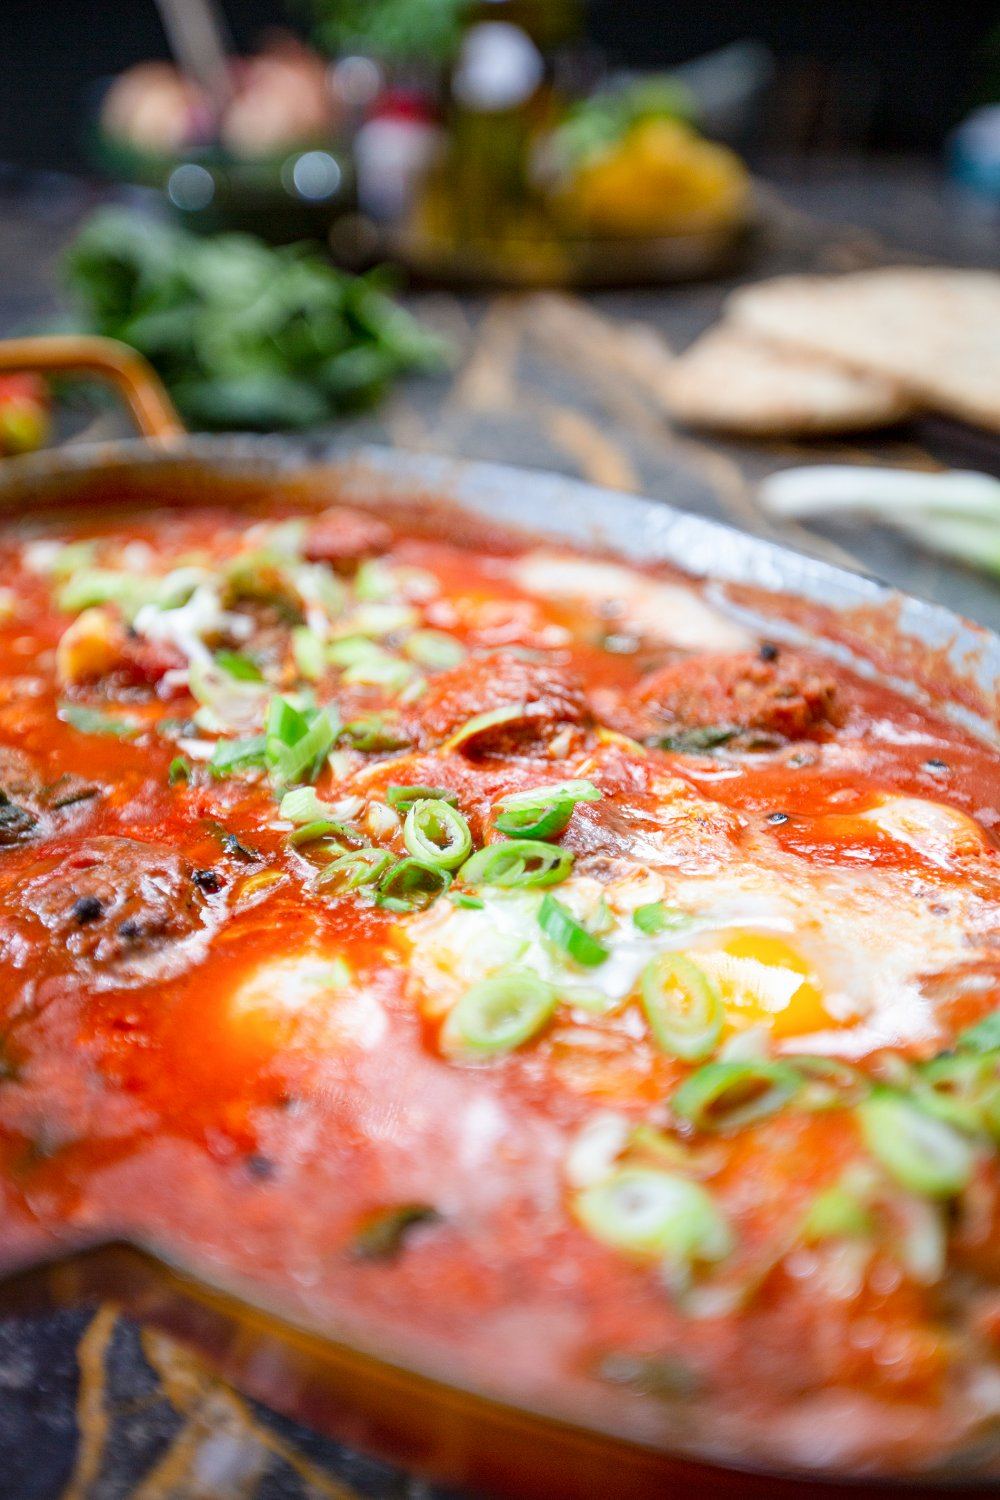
[{"x1": 696, "y1": 932, "x2": 837, "y2": 1039}]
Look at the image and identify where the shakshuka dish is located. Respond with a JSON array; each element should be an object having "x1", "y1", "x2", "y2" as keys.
[{"x1": 0, "y1": 486, "x2": 997, "y2": 1480}]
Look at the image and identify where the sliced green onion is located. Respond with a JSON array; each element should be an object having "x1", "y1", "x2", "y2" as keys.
[
  {"x1": 354, "y1": 559, "x2": 396, "y2": 602},
  {"x1": 350, "y1": 602, "x2": 418, "y2": 637},
  {"x1": 633, "y1": 902, "x2": 689, "y2": 936},
  {"x1": 58, "y1": 703, "x2": 142, "y2": 738},
  {"x1": 340, "y1": 714, "x2": 409, "y2": 752},
  {"x1": 292, "y1": 626, "x2": 326, "y2": 683},
  {"x1": 327, "y1": 635, "x2": 385, "y2": 668},
  {"x1": 914, "y1": 1052, "x2": 1000, "y2": 1138},
  {"x1": 538, "y1": 894, "x2": 609, "y2": 967},
  {"x1": 214, "y1": 650, "x2": 263, "y2": 682},
  {"x1": 376, "y1": 858, "x2": 451, "y2": 912},
  {"x1": 495, "y1": 778, "x2": 600, "y2": 840},
  {"x1": 266, "y1": 698, "x2": 339, "y2": 786},
  {"x1": 441, "y1": 967, "x2": 556, "y2": 1056},
  {"x1": 317, "y1": 847, "x2": 393, "y2": 894},
  {"x1": 339, "y1": 647, "x2": 415, "y2": 692},
  {"x1": 459, "y1": 840, "x2": 573, "y2": 890},
  {"x1": 167, "y1": 756, "x2": 190, "y2": 785},
  {"x1": 858, "y1": 1092, "x2": 976, "y2": 1198},
  {"x1": 640, "y1": 954, "x2": 722, "y2": 1061},
  {"x1": 57, "y1": 568, "x2": 158, "y2": 620},
  {"x1": 280, "y1": 786, "x2": 335, "y2": 825},
  {"x1": 672, "y1": 1060, "x2": 802, "y2": 1133},
  {"x1": 957, "y1": 1010, "x2": 1000, "y2": 1055},
  {"x1": 575, "y1": 1167, "x2": 733, "y2": 1268},
  {"x1": 288, "y1": 819, "x2": 351, "y2": 848},
  {"x1": 404, "y1": 630, "x2": 466, "y2": 671},
  {"x1": 792, "y1": 1055, "x2": 870, "y2": 1112},
  {"x1": 210, "y1": 734, "x2": 268, "y2": 778},
  {"x1": 801, "y1": 1180, "x2": 875, "y2": 1243},
  {"x1": 43, "y1": 540, "x2": 97, "y2": 578},
  {"x1": 439, "y1": 703, "x2": 527, "y2": 754},
  {"x1": 403, "y1": 798, "x2": 473, "y2": 871},
  {"x1": 450, "y1": 892, "x2": 484, "y2": 910},
  {"x1": 189, "y1": 659, "x2": 268, "y2": 733},
  {"x1": 386, "y1": 784, "x2": 458, "y2": 811}
]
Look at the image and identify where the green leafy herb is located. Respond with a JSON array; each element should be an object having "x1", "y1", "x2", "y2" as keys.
[
  {"x1": 957, "y1": 1010, "x2": 1000, "y2": 1055},
  {"x1": 632, "y1": 901, "x2": 688, "y2": 936},
  {"x1": 168, "y1": 755, "x2": 191, "y2": 785},
  {"x1": 210, "y1": 735, "x2": 268, "y2": 778},
  {"x1": 214, "y1": 650, "x2": 264, "y2": 682},
  {"x1": 309, "y1": 0, "x2": 472, "y2": 66},
  {"x1": 63, "y1": 210, "x2": 448, "y2": 432},
  {"x1": 552, "y1": 75, "x2": 697, "y2": 169},
  {"x1": 59, "y1": 703, "x2": 142, "y2": 738},
  {"x1": 538, "y1": 894, "x2": 609, "y2": 968}
]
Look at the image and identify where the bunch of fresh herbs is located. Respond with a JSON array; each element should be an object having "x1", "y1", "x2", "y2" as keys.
[{"x1": 63, "y1": 209, "x2": 447, "y2": 431}]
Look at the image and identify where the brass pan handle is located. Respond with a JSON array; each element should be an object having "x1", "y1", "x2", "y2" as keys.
[{"x1": 0, "y1": 335, "x2": 185, "y2": 443}]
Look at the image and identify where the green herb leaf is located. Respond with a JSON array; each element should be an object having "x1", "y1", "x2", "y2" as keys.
[{"x1": 59, "y1": 703, "x2": 142, "y2": 738}]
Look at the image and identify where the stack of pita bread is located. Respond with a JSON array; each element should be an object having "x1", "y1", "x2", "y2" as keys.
[{"x1": 663, "y1": 268, "x2": 1000, "y2": 439}]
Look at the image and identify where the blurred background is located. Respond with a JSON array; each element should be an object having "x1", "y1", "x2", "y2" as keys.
[{"x1": 3, "y1": 0, "x2": 1000, "y2": 169}]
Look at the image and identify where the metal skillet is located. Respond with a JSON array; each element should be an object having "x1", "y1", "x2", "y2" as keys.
[{"x1": 0, "y1": 336, "x2": 997, "y2": 1499}]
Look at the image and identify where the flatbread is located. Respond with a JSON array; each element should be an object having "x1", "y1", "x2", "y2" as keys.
[
  {"x1": 662, "y1": 323, "x2": 913, "y2": 437},
  {"x1": 728, "y1": 268, "x2": 1000, "y2": 433}
]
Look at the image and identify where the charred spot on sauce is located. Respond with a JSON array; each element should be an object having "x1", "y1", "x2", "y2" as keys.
[
  {"x1": 207, "y1": 823, "x2": 262, "y2": 864},
  {"x1": 44, "y1": 774, "x2": 101, "y2": 810},
  {"x1": 767, "y1": 812, "x2": 790, "y2": 826},
  {"x1": 192, "y1": 868, "x2": 224, "y2": 894},
  {"x1": 595, "y1": 1351, "x2": 702, "y2": 1401},
  {"x1": 72, "y1": 895, "x2": 104, "y2": 925},
  {"x1": 347, "y1": 1203, "x2": 442, "y2": 1262},
  {"x1": 0, "y1": 794, "x2": 36, "y2": 846}
]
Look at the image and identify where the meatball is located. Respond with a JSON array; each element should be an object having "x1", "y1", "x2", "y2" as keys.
[
  {"x1": 303, "y1": 506, "x2": 393, "y2": 573},
  {"x1": 0, "y1": 747, "x2": 42, "y2": 845},
  {"x1": 16, "y1": 837, "x2": 211, "y2": 972},
  {"x1": 414, "y1": 652, "x2": 588, "y2": 755},
  {"x1": 636, "y1": 649, "x2": 842, "y2": 748}
]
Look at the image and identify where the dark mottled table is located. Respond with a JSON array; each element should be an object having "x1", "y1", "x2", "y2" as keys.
[{"x1": 0, "y1": 158, "x2": 997, "y2": 1498}]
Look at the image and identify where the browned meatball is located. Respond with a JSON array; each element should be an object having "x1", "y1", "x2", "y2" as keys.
[
  {"x1": 303, "y1": 506, "x2": 393, "y2": 573},
  {"x1": 16, "y1": 837, "x2": 211, "y2": 972},
  {"x1": 414, "y1": 652, "x2": 588, "y2": 756},
  {"x1": 636, "y1": 649, "x2": 842, "y2": 748},
  {"x1": 0, "y1": 747, "x2": 42, "y2": 845}
]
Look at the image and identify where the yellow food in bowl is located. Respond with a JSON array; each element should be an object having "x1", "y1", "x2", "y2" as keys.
[{"x1": 556, "y1": 118, "x2": 749, "y2": 238}]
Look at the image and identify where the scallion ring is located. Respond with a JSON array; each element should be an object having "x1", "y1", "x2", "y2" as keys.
[
  {"x1": 459, "y1": 840, "x2": 573, "y2": 890},
  {"x1": 375, "y1": 857, "x2": 451, "y2": 912},
  {"x1": 386, "y1": 784, "x2": 458, "y2": 812},
  {"x1": 632, "y1": 902, "x2": 689, "y2": 936},
  {"x1": 913, "y1": 1052, "x2": 1000, "y2": 1138},
  {"x1": 403, "y1": 798, "x2": 473, "y2": 871},
  {"x1": 439, "y1": 703, "x2": 527, "y2": 754},
  {"x1": 792, "y1": 1055, "x2": 870, "y2": 1112},
  {"x1": 494, "y1": 778, "x2": 601, "y2": 841},
  {"x1": 441, "y1": 967, "x2": 556, "y2": 1056},
  {"x1": 538, "y1": 893, "x2": 609, "y2": 968},
  {"x1": 574, "y1": 1167, "x2": 733, "y2": 1267},
  {"x1": 316, "y1": 847, "x2": 393, "y2": 895},
  {"x1": 672, "y1": 1060, "x2": 802, "y2": 1133},
  {"x1": 639, "y1": 954, "x2": 722, "y2": 1061},
  {"x1": 858, "y1": 1091, "x2": 975, "y2": 1198}
]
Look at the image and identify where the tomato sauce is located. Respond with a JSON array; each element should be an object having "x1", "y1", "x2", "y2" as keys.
[{"x1": 0, "y1": 493, "x2": 997, "y2": 1480}]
